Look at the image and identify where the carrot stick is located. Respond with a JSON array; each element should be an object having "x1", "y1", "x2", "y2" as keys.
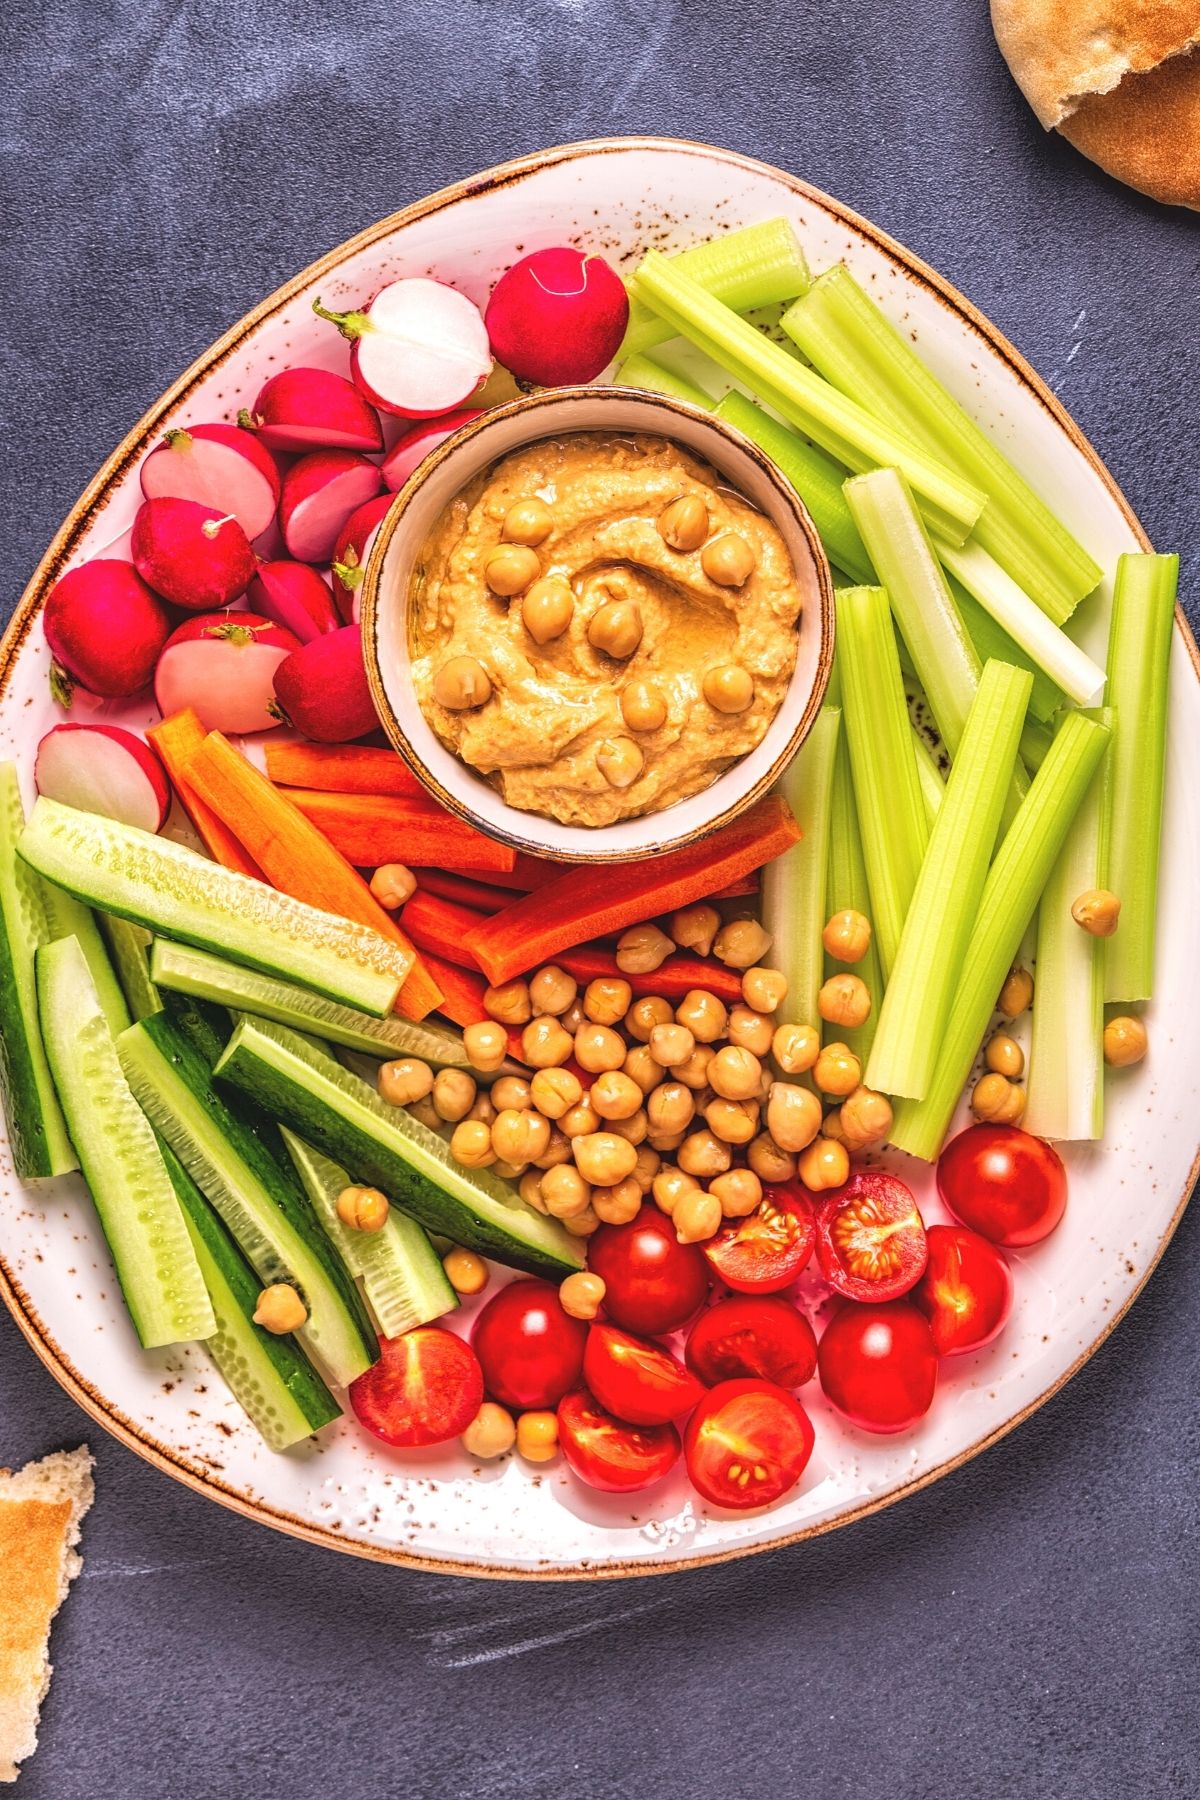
[
  {"x1": 147, "y1": 710, "x2": 265, "y2": 882},
  {"x1": 463, "y1": 795, "x2": 801, "y2": 986},
  {"x1": 420, "y1": 952, "x2": 525, "y2": 1060},
  {"x1": 181, "y1": 732, "x2": 442, "y2": 1022},
  {"x1": 288, "y1": 790, "x2": 516, "y2": 874},
  {"x1": 400, "y1": 892, "x2": 488, "y2": 966},
  {"x1": 264, "y1": 742, "x2": 425, "y2": 798},
  {"x1": 558, "y1": 945, "x2": 744, "y2": 1003},
  {"x1": 415, "y1": 870, "x2": 513, "y2": 915},
  {"x1": 440, "y1": 854, "x2": 566, "y2": 891}
]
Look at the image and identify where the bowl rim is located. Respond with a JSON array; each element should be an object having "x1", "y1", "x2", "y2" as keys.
[{"x1": 359, "y1": 384, "x2": 836, "y2": 863}]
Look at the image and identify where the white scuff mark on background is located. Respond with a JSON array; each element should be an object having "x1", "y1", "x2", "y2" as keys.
[
  {"x1": 419, "y1": 1593, "x2": 671, "y2": 1667},
  {"x1": 82, "y1": 1555, "x2": 231, "y2": 1580},
  {"x1": 1049, "y1": 308, "x2": 1087, "y2": 394}
]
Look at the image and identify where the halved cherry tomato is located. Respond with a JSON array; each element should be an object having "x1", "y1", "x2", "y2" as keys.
[
  {"x1": 471, "y1": 1278, "x2": 586, "y2": 1410},
  {"x1": 685, "y1": 1295, "x2": 817, "y2": 1388},
  {"x1": 814, "y1": 1172, "x2": 928, "y2": 1302},
  {"x1": 817, "y1": 1302, "x2": 937, "y2": 1434},
  {"x1": 557, "y1": 1387, "x2": 681, "y2": 1492},
  {"x1": 583, "y1": 1323, "x2": 706, "y2": 1425},
  {"x1": 350, "y1": 1327, "x2": 483, "y2": 1447},
  {"x1": 914, "y1": 1223, "x2": 1014, "y2": 1355},
  {"x1": 587, "y1": 1211, "x2": 710, "y2": 1334},
  {"x1": 684, "y1": 1379, "x2": 815, "y2": 1510},
  {"x1": 702, "y1": 1182, "x2": 815, "y2": 1293},
  {"x1": 937, "y1": 1123, "x2": 1067, "y2": 1247}
]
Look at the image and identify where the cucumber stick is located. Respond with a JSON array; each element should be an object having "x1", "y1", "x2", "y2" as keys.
[
  {"x1": 38, "y1": 882, "x2": 131, "y2": 1035},
  {"x1": 215, "y1": 1018, "x2": 584, "y2": 1279},
  {"x1": 18, "y1": 798, "x2": 410, "y2": 1016},
  {"x1": 117, "y1": 1014, "x2": 376, "y2": 1387},
  {"x1": 37, "y1": 937, "x2": 215, "y2": 1348},
  {"x1": 98, "y1": 913, "x2": 163, "y2": 1022}
]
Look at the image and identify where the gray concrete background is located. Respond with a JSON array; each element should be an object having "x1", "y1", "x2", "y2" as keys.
[{"x1": 2, "y1": 1, "x2": 1198, "y2": 1794}]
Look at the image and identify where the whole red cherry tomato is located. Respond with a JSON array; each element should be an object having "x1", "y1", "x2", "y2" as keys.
[
  {"x1": 814, "y1": 1172, "x2": 928, "y2": 1302},
  {"x1": 587, "y1": 1211, "x2": 709, "y2": 1334},
  {"x1": 684, "y1": 1379, "x2": 815, "y2": 1510},
  {"x1": 937, "y1": 1123, "x2": 1067, "y2": 1247},
  {"x1": 557, "y1": 1388, "x2": 681, "y2": 1493},
  {"x1": 350, "y1": 1328, "x2": 483, "y2": 1447},
  {"x1": 702, "y1": 1183, "x2": 815, "y2": 1293},
  {"x1": 817, "y1": 1302, "x2": 938, "y2": 1434},
  {"x1": 914, "y1": 1224, "x2": 1014, "y2": 1355},
  {"x1": 471, "y1": 1279, "x2": 586, "y2": 1410},
  {"x1": 685, "y1": 1295, "x2": 817, "y2": 1388},
  {"x1": 583, "y1": 1323, "x2": 705, "y2": 1425}
]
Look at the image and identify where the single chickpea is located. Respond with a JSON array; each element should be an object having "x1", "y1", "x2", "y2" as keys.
[
  {"x1": 502, "y1": 496, "x2": 553, "y2": 546},
  {"x1": 677, "y1": 1128, "x2": 732, "y2": 1179},
  {"x1": 596, "y1": 737, "x2": 645, "y2": 790},
  {"x1": 985, "y1": 1034, "x2": 1025, "y2": 1079},
  {"x1": 839, "y1": 1086, "x2": 894, "y2": 1151},
  {"x1": 484, "y1": 543, "x2": 540, "y2": 596},
  {"x1": 462, "y1": 1401, "x2": 517, "y2": 1460},
  {"x1": 442, "y1": 1245, "x2": 490, "y2": 1295},
  {"x1": 468, "y1": 1090, "x2": 496, "y2": 1127},
  {"x1": 588, "y1": 600, "x2": 643, "y2": 659},
  {"x1": 609, "y1": 1107, "x2": 648, "y2": 1146},
  {"x1": 541, "y1": 1164, "x2": 592, "y2": 1219},
  {"x1": 529, "y1": 965, "x2": 578, "y2": 1017},
  {"x1": 411, "y1": 1094, "x2": 445, "y2": 1131},
  {"x1": 998, "y1": 966, "x2": 1034, "y2": 1018},
  {"x1": 253, "y1": 1283, "x2": 307, "y2": 1334},
  {"x1": 658, "y1": 492, "x2": 709, "y2": 552},
  {"x1": 623, "y1": 1044, "x2": 663, "y2": 1094},
  {"x1": 748, "y1": 1131, "x2": 797, "y2": 1183},
  {"x1": 573, "y1": 1132, "x2": 639, "y2": 1187},
  {"x1": 584, "y1": 975, "x2": 633, "y2": 1026},
  {"x1": 670, "y1": 903, "x2": 720, "y2": 956},
  {"x1": 713, "y1": 918, "x2": 773, "y2": 971},
  {"x1": 822, "y1": 909, "x2": 872, "y2": 964},
  {"x1": 484, "y1": 978, "x2": 532, "y2": 1026},
  {"x1": 616, "y1": 922, "x2": 675, "y2": 974},
  {"x1": 647, "y1": 1080, "x2": 696, "y2": 1135},
  {"x1": 516, "y1": 1410, "x2": 559, "y2": 1463},
  {"x1": 575, "y1": 1023, "x2": 627, "y2": 1074},
  {"x1": 561, "y1": 1099, "x2": 601, "y2": 1139},
  {"x1": 562, "y1": 999, "x2": 587, "y2": 1036},
  {"x1": 621, "y1": 680, "x2": 668, "y2": 733},
  {"x1": 741, "y1": 965, "x2": 788, "y2": 1013},
  {"x1": 652, "y1": 1165, "x2": 700, "y2": 1215},
  {"x1": 625, "y1": 994, "x2": 674, "y2": 1042},
  {"x1": 971, "y1": 1072, "x2": 1027, "y2": 1126},
  {"x1": 491, "y1": 1109, "x2": 552, "y2": 1165},
  {"x1": 368, "y1": 862, "x2": 416, "y2": 909},
  {"x1": 670, "y1": 1042, "x2": 716, "y2": 1090},
  {"x1": 335, "y1": 1184, "x2": 390, "y2": 1233},
  {"x1": 559, "y1": 1271, "x2": 606, "y2": 1321},
  {"x1": 1103, "y1": 1015, "x2": 1149, "y2": 1068},
  {"x1": 813, "y1": 1042, "x2": 862, "y2": 1098},
  {"x1": 519, "y1": 1169, "x2": 548, "y2": 1212},
  {"x1": 648, "y1": 1128, "x2": 686, "y2": 1154},
  {"x1": 818, "y1": 974, "x2": 872, "y2": 1029},
  {"x1": 450, "y1": 1118, "x2": 497, "y2": 1169},
  {"x1": 704, "y1": 1096, "x2": 759, "y2": 1145},
  {"x1": 493, "y1": 1158, "x2": 530, "y2": 1182},
  {"x1": 701, "y1": 532, "x2": 756, "y2": 588},
  {"x1": 709, "y1": 1045, "x2": 763, "y2": 1100},
  {"x1": 650, "y1": 1021, "x2": 695, "y2": 1068},
  {"x1": 378, "y1": 1056, "x2": 435, "y2": 1107},
  {"x1": 491, "y1": 1075, "x2": 532, "y2": 1113},
  {"x1": 703, "y1": 664, "x2": 755, "y2": 713},
  {"x1": 592, "y1": 1176, "x2": 643, "y2": 1225},
  {"x1": 563, "y1": 1205, "x2": 601, "y2": 1239},
  {"x1": 772, "y1": 1021, "x2": 821, "y2": 1076},
  {"x1": 463, "y1": 1021, "x2": 508, "y2": 1074},
  {"x1": 632, "y1": 1144, "x2": 661, "y2": 1193},
  {"x1": 432, "y1": 1068, "x2": 477, "y2": 1123},
  {"x1": 674, "y1": 1188, "x2": 723, "y2": 1244},
  {"x1": 676, "y1": 989, "x2": 728, "y2": 1044},
  {"x1": 727, "y1": 1004, "x2": 775, "y2": 1057},
  {"x1": 710, "y1": 1167, "x2": 763, "y2": 1218},
  {"x1": 522, "y1": 576, "x2": 575, "y2": 645},
  {"x1": 1072, "y1": 887, "x2": 1122, "y2": 937},
  {"x1": 766, "y1": 1082, "x2": 822, "y2": 1153},
  {"x1": 590, "y1": 1070, "x2": 644, "y2": 1122},
  {"x1": 521, "y1": 1015, "x2": 575, "y2": 1069},
  {"x1": 433, "y1": 655, "x2": 492, "y2": 710},
  {"x1": 798, "y1": 1136, "x2": 851, "y2": 1194},
  {"x1": 532, "y1": 1126, "x2": 573, "y2": 1170},
  {"x1": 529, "y1": 1066, "x2": 583, "y2": 1120}
]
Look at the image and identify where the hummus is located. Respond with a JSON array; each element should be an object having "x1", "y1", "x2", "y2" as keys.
[{"x1": 409, "y1": 432, "x2": 803, "y2": 827}]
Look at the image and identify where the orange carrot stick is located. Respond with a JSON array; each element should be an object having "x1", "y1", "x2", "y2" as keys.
[
  {"x1": 288, "y1": 790, "x2": 516, "y2": 874},
  {"x1": 147, "y1": 710, "x2": 265, "y2": 881},
  {"x1": 401, "y1": 892, "x2": 489, "y2": 966},
  {"x1": 264, "y1": 742, "x2": 426, "y2": 798},
  {"x1": 558, "y1": 945, "x2": 743, "y2": 1003},
  {"x1": 414, "y1": 869, "x2": 514, "y2": 914}
]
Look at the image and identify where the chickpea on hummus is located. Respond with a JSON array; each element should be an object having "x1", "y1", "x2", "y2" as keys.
[{"x1": 408, "y1": 432, "x2": 803, "y2": 826}]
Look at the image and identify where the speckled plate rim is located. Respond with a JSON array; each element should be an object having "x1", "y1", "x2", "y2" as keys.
[{"x1": 1, "y1": 134, "x2": 1197, "y2": 1581}]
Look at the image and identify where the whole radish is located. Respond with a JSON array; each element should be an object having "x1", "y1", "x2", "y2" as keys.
[
  {"x1": 272, "y1": 625, "x2": 378, "y2": 742},
  {"x1": 43, "y1": 561, "x2": 173, "y2": 700},
  {"x1": 155, "y1": 613, "x2": 300, "y2": 735},
  {"x1": 241, "y1": 367, "x2": 383, "y2": 454},
  {"x1": 313, "y1": 280, "x2": 492, "y2": 418},
  {"x1": 382, "y1": 408, "x2": 483, "y2": 492},
  {"x1": 132, "y1": 498, "x2": 257, "y2": 611},
  {"x1": 278, "y1": 450, "x2": 384, "y2": 564},
  {"x1": 485, "y1": 248, "x2": 629, "y2": 385},
  {"x1": 140, "y1": 423, "x2": 281, "y2": 540},
  {"x1": 330, "y1": 492, "x2": 394, "y2": 623},
  {"x1": 246, "y1": 561, "x2": 340, "y2": 643},
  {"x1": 35, "y1": 724, "x2": 170, "y2": 833}
]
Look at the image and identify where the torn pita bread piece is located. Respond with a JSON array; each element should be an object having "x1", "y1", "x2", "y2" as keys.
[{"x1": 0, "y1": 1447, "x2": 94, "y2": 1785}]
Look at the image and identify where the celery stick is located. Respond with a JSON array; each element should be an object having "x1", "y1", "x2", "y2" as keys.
[
  {"x1": 621, "y1": 219, "x2": 811, "y2": 359},
  {"x1": 825, "y1": 711, "x2": 885, "y2": 1061},
  {"x1": 782, "y1": 264, "x2": 1102, "y2": 622},
  {"x1": 867, "y1": 661, "x2": 1031, "y2": 1100},
  {"x1": 631, "y1": 253, "x2": 986, "y2": 546},
  {"x1": 836, "y1": 587, "x2": 930, "y2": 979},
  {"x1": 950, "y1": 573, "x2": 1063, "y2": 723},
  {"x1": 1103, "y1": 553, "x2": 1178, "y2": 1001},
  {"x1": 1025, "y1": 710, "x2": 1113, "y2": 1140},
  {"x1": 614, "y1": 353, "x2": 716, "y2": 411},
  {"x1": 911, "y1": 725, "x2": 946, "y2": 823},
  {"x1": 938, "y1": 540, "x2": 1105, "y2": 707},
  {"x1": 890, "y1": 711, "x2": 1111, "y2": 1158},
  {"x1": 763, "y1": 708, "x2": 840, "y2": 1033}
]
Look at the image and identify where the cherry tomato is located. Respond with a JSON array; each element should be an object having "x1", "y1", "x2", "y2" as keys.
[
  {"x1": 684, "y1": 1379, "x2": 815, "y2": 1510},
  {"x1": 702, "y1": 1183, "x2": 815, "y2": 1294},
  {"x1": 685, "y1": 1295, "x2": 817, "y2": 1388},
  {"x1": 557, "y1": 1387, "x2": 681, "y2": 1492},
  {"x1": 471, "y1": 1278, "x2": 586, "y2": 1410},
  {"x1": 583, "y1": 1323, "x2": 706, "y2": 1425},
  {"x1": 587, "y1": 1211, "x2": 710, "y2": 1334},
  {"x1": 937, "y1": 1123, "x2": 1067, "y2": 1247},
  {"x1": 350, "y1": 1327, "x2": 483, "y2": 1447},
  {"x1": 814, "y1": 1172, "x2": 928, "y2": 1302},
  {"x1": 817, "y1": 1302, "x2": 938, "y2": 1434},
  {"x1": 914, "y1": 1224, "x2": 1014, "y2": 1355}
]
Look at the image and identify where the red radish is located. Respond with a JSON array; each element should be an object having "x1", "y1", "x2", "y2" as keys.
[
  {"x1": 246, "y1": 560, "x2": 340, "y2": 643},
  {"x1": 240, "y1": 367, "x2": 383, "y2": 454},
  {"x1": 278, "y1": 450, "x2": 384, "y2": 564},
  {"x1": 485, "y1": 248, "x2": 629, "y2": 386},
  {"x1": 35, "y1": 724, "x2": 170, "y2": 832},
  {"x1": 272, "y1": 625, "x2": 378, "y2": 743},
  {"x1": 155, "y1": 613, "x2": 300, "y2": 735},
  {"x1": 330, "y1": 493, "x2": 394, "y2": 623},
  {"x1": 140, "y1": 423, "x2": 281, "y2": 541},
  {"x1": 43, "y1": 561, "x2": 173, "y2": 700},
  {"x1": 382, "y1": 408, "x2": 483, "y2": 492},
  {"x1": 313, "y1": 280, "x2": 492, "y2": 418},
  {"x1": 132, "y1": 498, "x2": 257, "y2": 611}
]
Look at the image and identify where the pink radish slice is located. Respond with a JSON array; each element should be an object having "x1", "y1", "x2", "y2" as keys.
[
  {"x1": 313, "y1": 280, "x2": 492, "y2": 419},
  {"x1": 382, "y1": 408, "x2": 483, "y2": 492},
  {"x1": 132, "y1": 498, "x2": 257, "y2": 611},
  {"x1": 485, "y1": 248, "x2": 629, "y2": 386},
  {"x1": 155, "y1": 613, "x2": 300, "y2": 735},
  {"x1": 140, "y1": 424, "x2": 281, "y2": 541},
  {"x1": 329, "y1": 492, "x2": 395, "y2": 624},
  {"x1": 279, "y1": 449, "x2": 384, "y2": 564},
  {"x1": 246, "y1": 561, "x2": 340, "y2": 643},
  {"x1": 243, "y1": 368, "x2": 383, "y2": 454},
  {"x1": 272, "y1": 625, "x2": 378, "y2": 743},
  {"x1": 43, "y1": 561, "x2": 174, "y2": 700},
  {"x1": 35, "y1": 724, "x2": 171, "y2": 833}
]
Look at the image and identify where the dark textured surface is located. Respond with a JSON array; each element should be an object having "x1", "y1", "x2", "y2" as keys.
[{"x1": 2, "y1": 2, "x2": 1199, "y2": 1796}]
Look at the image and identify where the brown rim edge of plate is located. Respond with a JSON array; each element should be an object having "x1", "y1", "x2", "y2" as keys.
[{"x1": 2, "y1": 134, "x2": 1197, "y2": 1583}]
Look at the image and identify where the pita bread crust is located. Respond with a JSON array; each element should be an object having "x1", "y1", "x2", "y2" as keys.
[
  {"x1": 1060, "y1": 47, "x2": 1200, "y2": 209},
  {"x1": 991, "y1": 0, "x2": 1200, "y2": 126}
]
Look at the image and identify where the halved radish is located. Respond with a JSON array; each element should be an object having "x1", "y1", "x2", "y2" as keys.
[
  {"x1": 272, "y1": 626, "x2": 378, "y2": 742},
  {"x1": 35, "y1": 724, "x2": 171, "y2": 832},
  {"x1": 330, "y1": 493, "x2": 394, "y2": 623},
  {"x1": 313, "y1": 280, "x2": 492, "y2": 418},
  {"x1": 241, "y1": 367, "x2": 383, "y2": 454},
  {"x1": 140, "y1": 423, "x2": 281, "y2": 541},
  {"x1": 132, "y1": 498, "x2": 257, "y2": 611},
  {"x1": 485, "y1": 247, "x2": 629, "y2": 385},
  {"x1": 43, "y1": 561, "x2": 174, "y2": 700},
  {"x1": 246, "y1": 561, "x2": 340, "y2": 642},
  {"x1": 382, "y1": 408, "x2": 483, "y2": 492},
  {"x1": 155, "y1": 613, "x2": 300, "y2": 735},
  {"x1": 279, "y1": 450, "x2": 384, "y2": 564}
]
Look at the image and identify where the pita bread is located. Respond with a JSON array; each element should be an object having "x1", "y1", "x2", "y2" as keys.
[
  {"x1": 991, "y1": 0, "x2": 1200, "y2": 127},
  {"x1": 1060, "y1": 45, "x2": 1200, "y2": 210}
]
